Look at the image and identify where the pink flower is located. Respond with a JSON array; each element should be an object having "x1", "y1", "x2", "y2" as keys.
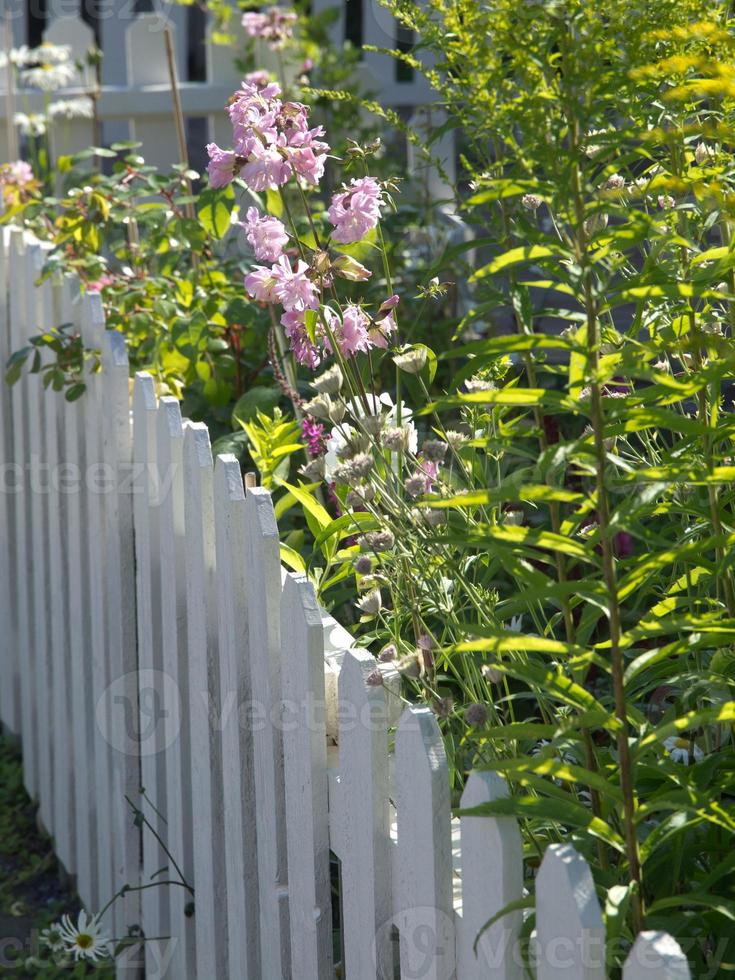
[
  {"x1": 240, "y1": 143, "x2": 292, "y2": 191},
  {"x1": 206, "y1": 143, "x2": 240, "y2": 188},
  {"x1": 322, "y1": 305, "x2": 372, "y2": 358},
  {"x1": 369, "y1": 310, "x2": 396, "y2": 349},
  {"x1": 244, "y1": 265, "x2": 278, "y2": 303},
  {"x1": 241, "y1": 6, "x2": 297, "y2": 48},
  {"x1": 243, "y1": 70, "x2": 279, "y2": 96},
  {"x1": 272, "y1": 256, "x2": 320, "y2": 312},
  {"x1": 282, "y1": 311, "x2": 321, "y2": 368},
  {"x1": 1, "y1": 160, "x2": 33, "y2": 186},
  {"x1": 242, "y1": 206, "x2": 289, "y2": 262},
  {"x1": 327, "y1": 176, "x2": 383, "y2": 244}
]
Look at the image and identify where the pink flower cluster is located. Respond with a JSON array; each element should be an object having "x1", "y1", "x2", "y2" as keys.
[
  {"x1": 242, "y1": 6, "x2": 298, "y2": 48},
  {"x1": 206, "y1": 73, "x2": 329, "y2": 191},
  {"x1": 327, "y1": 177, "x2": 384, "y2": 244},
  {"x1": 241, "y1": 206, "x2": 289, "y2": 262},
  {"x1": 0, "y1": 160, "x2": 33, "y2": 187}
]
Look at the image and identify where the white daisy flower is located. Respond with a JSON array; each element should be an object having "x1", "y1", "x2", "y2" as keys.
[
  {"x1": 20, "y1": 60, "x2": 75, "y2": 92},
  {"x1": 664, "y1": 736, "x2": 703, "y2": 765},
  {"x1": 48, "y1": 97, "x2": 94, "y2": 120},
  {"x1": 30, "y1": 42, "x2": 72, "y2": 65},
  {"x1": 14, "y1": 111, "x2": 46, "y2": 137},
  {"x1": 39, "y1": 923, "x2": 65, "y2": 953},
  {"x1": 57, "y1": 910, "x2": 112, "y2": 963},
  {"x1": 0, "y1": 45, "x2": 31, "y2": 68}
]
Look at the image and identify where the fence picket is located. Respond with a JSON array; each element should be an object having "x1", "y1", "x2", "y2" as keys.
[
  {"x1": 183, "y1": 422, "x2": 227, "y2": 979},
  {"x1": 337, "y1": 647, "x2": 393, "y2": 979},
  {"x1": 99, "y1": 328, "x2": 141, "y2": 969},
  {"x1": 24, "y1": 243, "x2": 53, "y2": 835},
  {"x1": 213, "y1": 454, "x2": 261, "y2": 979},
  {"x1": 59, "y1": 275, "x2": 97, "y2": 910},
  {"x1": 0, "y1": 228, "x2": 17, "y2": 735},
  {"x1": 9, "y1": 229, "x2": 36, "y2": 798},
  {"x1": 157, "y1": 396, "x2": 194, "y2": 978},
  {"x1": 536, "y1": 844, "x2": 606, "y2": 980},
  {"x1": 80, "y1": 292, "x2": 113, "y2": 922},
  {"x1": 132, "y1": 372, "x2": 168, "y2": 975},
  {"x1": 457, "y1": 772, "x2": 523, "y2": 979},
  {"x1": 243, "y1": 486, "x2": 291, "y2": 977},
  {"x1": 623, "y1": 931, "x2": 691, "y2": 980},
  {"x1": 281, "y1": 572, "x2": 334, "y2": 980},
  {"x1": 44, "y1": 273, "x2": 75, "y2": 872},
  {"x1": 395, "y1": 704, "x2": 456, "y2": 980}
]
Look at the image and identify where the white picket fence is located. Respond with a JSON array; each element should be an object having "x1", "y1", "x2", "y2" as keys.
[{"x1": 0, "y1": 224, "x2": 691, "y2": 979}]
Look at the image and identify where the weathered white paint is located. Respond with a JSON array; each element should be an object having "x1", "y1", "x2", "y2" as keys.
[
  {"x1": 536, "y1": 843, "x2": 606, "y2": 980},
  {"x1": 457, "y1": 771, "x2": 523, "y2": 980},
  {"x1": 157, "y1": 395, "x2": 194, "y2": 978},
  {"x1": 281, "y1": 573, "x2": 333, "y2": 980},
  {"x1": 244, "y1": 486, "x2": 291, "y2": 977},
  {"x1": 396, "y1": 704, "x2": 456, "y2": 980},
  {"x1": 183, "y1": 422, "x2": 227, "y2": 979},
  {"x1": 213, "y1": 453, "x2": 260, "y2": 979},
  {"x1": 623, "y1": 932, "x2": 691, "y2": 980},
  {"x1": 133, "y1": 372, "x2": 169, "y2": 975}
]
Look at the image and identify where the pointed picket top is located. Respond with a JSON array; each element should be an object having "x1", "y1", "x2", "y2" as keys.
[
  {"x1": 80, "y1": 289, "x2": 106, "y2": 349},
  {"x1": 125, "y1": 15, "x2": 173, "y2": 86},
  {"x1": 280, "y1": 572, "x2": 333, "y2": 980},
  {"x1": 457, "y1": 771, "x2": 523, "y2": 980},
  {"x1": 337, "y1": 648, "x2": 393, "y2": 979},
  {"x1": 535, "y1": 843, "x2": 605, "y2": 980},
  {"x1": 623, "y1": 932, "x2": 691, "y2": 980},
  {"x1": 44, "y1": 16, "x2": 96, "y2": 88},
  {"x1": 243, "y1": 486, "x2": 290, "y2": 978},
  {"x1": 395, "y1": 705, "x2": 455, "y2": 980}
]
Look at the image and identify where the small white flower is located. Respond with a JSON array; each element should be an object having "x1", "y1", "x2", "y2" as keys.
[
  {"x1": 48, "y1": 96, "x2": 94, "y2": 120},
  {"x1": 695, "y1": 141, "x2": 713, "y2": 165},
  {"x1": 664, "y1": 736, "x2": 703, "y2": 765},
  {"x1": 0, "y1": 45, "x2": 31, "y2": 68},
  {"x1": 507, "y1": 615, "x2": 523, "y2": 633},
  {"x1": 521, "y1": 193, "x2": 543, "y2": 211},
  {"x1": 20, "y1": 60, "x2": 75, "y2": 92},
  {"x1": 14, "y1": 112, "x2": 46, "y2": 136},
  {"x1": 57, "y1": 910, "x2": 112, "y2": 963},
  {"x1": 39, "y1": 923, "x2": 65, "y2": 953}
]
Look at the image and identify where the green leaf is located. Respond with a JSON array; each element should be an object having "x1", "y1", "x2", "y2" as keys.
[
  {"x1": 480, "y1": 755, "x2": 623, "y2": 802},
  {"x1": 277, "y1": 480, "x2": 333, "y2": 533},
  {"x1": 457, "y1": 795, "x2": 625, "y2": 851},
  {"x1": 232, "y1": 387, "x2": 281, "y2": 427},
  {"x1": 280, "y1": 543, "x2": 306, "y2": 573},
  {"x1": 470, "y1": 244, "x2": 567, "y2": 281},
  {"x1": 198, "y1": 187, "x2": 233, "y2": 239}
]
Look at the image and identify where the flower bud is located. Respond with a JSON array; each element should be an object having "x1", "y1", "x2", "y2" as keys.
[
  {"x1": 481, "y1": 664, "x2": 503, "y2": 684},
  {"x1": 357, "y1": 588, "x2": 382, "y2": 615},
  {"x1": 383, "y1": 426, "x2": 411, "y2": 452},
  {"x1": 299, "y1": 456, "x2": 326, "y2": 482},
  {"x1": 328, "y1": 399, "x2": 346, "y2": 424},
  {"x1": 311, "y1": 363, "x2": 343, "y2": 395},
  {"x1": 465, "y1": 703, "x2": 488, "y2": 727},
  {"x1": 365, "y1": 530, "x2": 395, "y2": 551},
  {"x1": 695, "y1": 141, "x2": 713, "y2": 165},
  {"x1": 332, "y1": 254, "x2": 372, "y2": 281},
  {"x1": 521, "y1": 193, "x2": 542, "y2": 211},
  {"x1": 379, "y1": 643, "x2": 397, "y2": 662},
  {"x1": 584, "y1": 212, "x2": 608, "y2": 236},
  {"x1": 354, "y1": 555, "x2": 372, "y2": 575},
  {"x1": 396, "y1": 652, "x2": 421, "y2": 678},
  {"x1": 393, "y1": 345, "x2": 428, "y2": 374},
  {"x1": 422, "y1": 439, "x2": 448, "y2": 462},
  {"x1": 366, "y1": 669, "x2": 383, "y2": 687},
  {"x1": 303, "y1": 394, "x2": 332, "y2": 420}
]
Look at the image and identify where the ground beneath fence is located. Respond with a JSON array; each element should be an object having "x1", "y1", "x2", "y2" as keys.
[{"x1": 0, "y1": 736, "x2": 110, "y2": 978}]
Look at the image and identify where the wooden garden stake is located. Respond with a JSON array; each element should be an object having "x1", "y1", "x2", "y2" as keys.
[
  {"x1": 164, "y1": 28, "x2": 196, "y2": 224},
  {"x1": 4, "y1": 10, "x2": 18, "y2": 162}
]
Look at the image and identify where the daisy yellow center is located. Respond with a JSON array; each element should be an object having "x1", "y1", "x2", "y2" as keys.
[{"x1": 76, "y1": 933, "x2": 94, "y2": 949}]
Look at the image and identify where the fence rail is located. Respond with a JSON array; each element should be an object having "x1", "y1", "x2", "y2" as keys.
[{"x1": 0, "y1": 226, "x2": 692, "y2": 979}]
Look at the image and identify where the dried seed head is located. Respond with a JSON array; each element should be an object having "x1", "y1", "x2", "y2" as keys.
[
  {"x1": 383, "y1": 426, "x2": 411, "y2": 452},
  {"x1": 465, "y1": 702, "x2": 488, "y2": 727},
  {"x1": 521, "y1": 193, "x2": 543, "y2": 211},
  {"x1": 445, "y1": 429, "x2": 468, "y2": 448},
  {"x1": 366, "y1": 668, "x2": 383, "y2": 687},
  {"x1": 365, "y1": 530, "x2": 395, "y2": 551},
  {"x1": 328, "y1": 399, "x2": 346, "y2": 424},
  {"x1": 396, "y1": 653, "x2": 421, "y2": 678},
  {"x1": 404, "y1": 474, "x2": 427, "y2": 498},
  {"x1": 299, "y1": 456, "x2": 326, "y2": 482},
  {"x1": 350, "y1": 452, "x2": 374, "y2": 478},
  {"x1": 354, "y1": 555, "x2": 372, "y2": 575},
  {"x1": 346, "y1": 485, "x2": 375, "y2": 508},
  {"x1": 431, "y1": 696, "x2": 454, "y2": 719},
  {"x1": 481, "y1": 664, "x2": 503, "y2": 684},
  {"x1": 422, "y1": 439, "x2": 448, "y2": 462},
  {"x1": 379, "y1": 643, "x2": 397, "y2": 662}
]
